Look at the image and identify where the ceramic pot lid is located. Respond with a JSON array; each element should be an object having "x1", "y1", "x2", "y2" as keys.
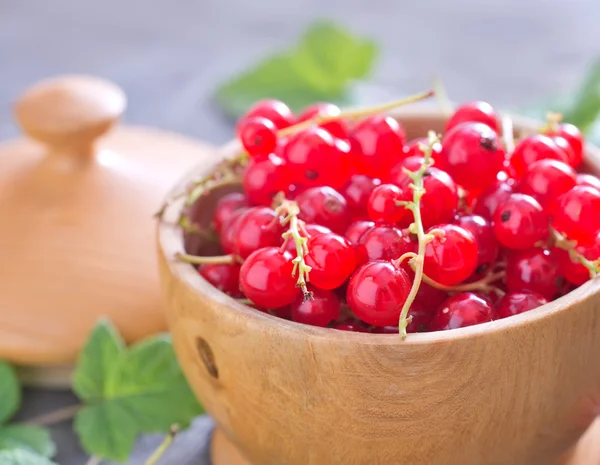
[{"x1": 0, "y1": 75, "x2": 213, "y2": 366}]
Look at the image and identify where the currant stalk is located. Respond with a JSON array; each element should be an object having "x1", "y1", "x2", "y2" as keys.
[
  {"x1": 421, "y1": 271, "x2": 506, "y2": 296},
  {"x1": 502, "y1": 115, "x2": 515, "y2": 155},
  {"x1": 395, "y1": 131, "x2": 441, "y2": 339},
  {"x1": 273, "y1": 194, "x2": 313, "y2": 300},
  {"x1": 143, "y1": 425, "x2": 179, "y2": 465},
  {"x1": 176, "y1": 253, "x2": 239, "y2": 265},
  {"x1": 550, "y1": 226, "x2": 600, "y2": 278}
]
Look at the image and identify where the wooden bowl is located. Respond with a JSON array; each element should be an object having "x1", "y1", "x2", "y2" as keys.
[{"x1": 157, "y1": 107, "x2": 600, "y2": 465}]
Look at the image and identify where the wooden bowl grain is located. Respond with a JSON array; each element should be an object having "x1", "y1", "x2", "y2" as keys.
[{"x1": 157, "y1": 107, "x2": 600, "y2": 465}]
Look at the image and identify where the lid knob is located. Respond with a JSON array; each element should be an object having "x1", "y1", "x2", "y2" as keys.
[{"x1": 13, "y1": 75, "x2": 127, "y2": 156}]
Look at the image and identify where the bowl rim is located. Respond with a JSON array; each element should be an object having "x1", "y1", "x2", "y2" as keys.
[{"x1": 157, "y1": 106, "x2": 600, "y2": 346}]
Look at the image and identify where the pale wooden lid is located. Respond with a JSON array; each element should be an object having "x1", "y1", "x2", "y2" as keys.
[{"x1": 0, "y1": 75, "x2": 213, "y2": 366}]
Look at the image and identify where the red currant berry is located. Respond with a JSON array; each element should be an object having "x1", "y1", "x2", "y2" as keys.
[
  {"x1": 554, "y1": 232, "x2": 600, "y2": 285},
  {"x1": 346, "y1": 261, "x2": 412, "y2": 326},
  {"x1": 544, "y1": 122, "x2": 584, "y2": 168},
  {"x1": 472, "y1": 180, "x2": 514, "y2": 220},
  {"x1": 219, "y1": 208, "x2": 249, "y2": 254},
  {"x1": 305, "y1": 233, "x2": 356, "y2": 290},
  {"x1": 243, "y1": 154, "x2": 291, "y2": 206},
  {"x1": 340, "y1": 175, "x2": 381, "y2": 220},
  {"x1": 367, "y1": 184, "x2": 406, "y2": 224},
  {"x1": 505, "y1": 248, "x2": 563, "y2": 300},
  {"x1": 282, "y1": 127, "x2": 352, "y2": 189},
  {"x1": 239, "y1": 247, "x2": 300, "y2": 308},
  {"x1": 290, "y1": 287, "x2": 341, "y2": 327},
  {"x1": 403, "y1": 138, "x2": 442, "y2": 160},
  {"x1": 213, "y1": 192, "x2": 248, "y2": 233},
  {"x1": 238, "y1": 117, "x2": 277, "y2": 159},
  {"x1": 295, "y1": 186, "x2": 351, "y2": 234},
  {"x1": 332, "y1": 320, "x2": 370, "y2": 332},
  {"x1": 297, "y1": 102, "x2": 349, "y2": 140},
  {"x1": 240, "y1": 99, "x2": 294, "y2": 130},
  {"x1": 355, "y1": 225, "x2": 414, "y2": 265},
  {"x1": 576, "y1": 173, "x2": 600, "y2": 191},
  {"x1": 518, "y1": 159, "x2": 576, "y2": 209},
  {"x1": 429, "y1": 293, "x2": 494, "y2": 331},
  {"x1": 234, "y1": 207, "x2": 284, "y2": 259},
  {"x1": 454, "y1": 214, "x2": 499, "y2": 274},
  {"x1": 493, "y1": 194, "x2": 549, "y2": 250},
  {"x1": 412, "y1": 282, "x2": 448, "y2": 310},
  {"x1": 445, "y1": 101, "x2": 499, "y2": 133},
  {"x1": 198, "y1": 263, "x2": 242, "y2": 297},
  {"x1": 423, "y1": 224, "x2": 478, "y2": 286},
  {"x1": 344, "y1": 220, "x2": 375, "y2": 244},
  {"x1": 439, "y1": 122, "x2": 505, "y2": 192},
  {"x1": 495, "y1": 292, "x2": 548, "y2": 319},
  {"x1": 509, "y1": 135, "x2": 569, "y2": 179},
  {"x1": 392, "y1": 167, "x2": 459, "y2": 228},
  {"x1": 350, "y1": 115, "x2": 406, "y2": 178},
  {"x1": 551, "y1": 186, "x2": 600, "y2": 245},
  {"x1": 304, "y1": 223, "x2": 332, "y2": 237}
]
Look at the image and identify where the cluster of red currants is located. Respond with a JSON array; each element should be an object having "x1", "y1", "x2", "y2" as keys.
[{"x1": 190, "y1": 97, "x2": 600, "y2": 335}]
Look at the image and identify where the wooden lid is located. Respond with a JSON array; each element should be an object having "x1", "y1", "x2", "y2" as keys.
[{"x1": 0, "y1": 75, "x2": 213, "y2": 366}]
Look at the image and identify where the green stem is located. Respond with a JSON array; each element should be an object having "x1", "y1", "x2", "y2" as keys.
[
  {"x1": 550, "y1": 227, "x2": 600, "y2": 278},
  {"x1": 144, "y1": 425, "x2": 179, "y2": 465},
  {"x1": 176, "y1": 253, "x2": 239, "y2": 265},
  {"x1": 420, "y1": 271, "x2": 506, "y2": 296},
  {"x1": 501, "y1": 115, "x2": 515, "y2": 155}
]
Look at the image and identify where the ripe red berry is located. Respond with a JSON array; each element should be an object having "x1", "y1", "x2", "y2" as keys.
[
  {"x1": 367, "y1": 184, "x2": 406, "y2": 224},
  {"x1": 495, "y1": 292, "x2": 548, "y2": 319},
  {"x1": 282, "y1": 127, "x2": 352, "y2": 189},
  {"x1": 305, "y1": 233, "x2": 356, "y2": 290},
  {"x1": 243, "y1": 154, "x2": 291, "y2": 206},
  {"x1": 198, "y1": 263, "x2": 242, "y2": 297},
  {"x1": 340, "y1": 175, "x2": 381, "y2": 220},
  {"x1": 505, "y1": 248, "x2": 563, "y2": 300},
  {"x1": 551, "y1": 186, "x2": 600, "y2": 245},
  {"x1": 296, "y1": 102, "x2": 349, "y2": 140},
  {"x1": 213, "y1": 192, "x2": 248, "y2": 233},
  {"x1": 576, "y1": 173, "x2": 600, "y2": 191},
  {"x1": 403, "y1": 138, "x2": 443, "y2": 160},
  {"x1": 554, "y1": 232, "x2": 600, "y2": 285},
  {"x1": 234, "y1": 207, "x2": 284, "y2": 259},
  {"x1": 346, "y1": 261, "x2": 412, "y2": 326},
  {"x1": 350, "y1": 115, "x2": 407, "y2": 178},
  {"x1": 454, "y1": 214, "x2": 499, "y2": 275},
  {"x1": 429, "y1": 292, "x2": 494, "y2": 331},
  {"x1": 445, "y1": 101, "x2": 499, "y2": 133},
  {"x1": 239, "y1": 99, "x2": 295, "y2": 130},
  {"x1": 438, "y1": 122, "x2": 505, "y2": 192},
  {"x1": 509, "y1": 135, "x2": 569, "y2": 179},
  {"x1": 296, "y1": 186, "x2": 351, "y2": 234},
  {"x1": 219, "y1": 208, "x2": 249, "y2": 254},
  {"x1": 423, "y1": 224, "x2": 478, "y2": 286},
  {"x1": 290, "y1": 287, "x2": 341, "y2": 327},
  {"x1": 518, "y1": 159, "x2": 576, "y2": 209},
  {"x1": 344, "y1": 220, "x2": 375, "y2": 244},
  {"x1": 355, "y1": 225, "x2": 414, "y2": 265},
  {"x1": 472, "y1": 180, "x2": 514, "y2": 220},
  {"x1": 238, "y1": 116, "x2": 277, "y2": 158},
  {"x1": 239, "y1": 247, "x2": 300, "y2": 308},
  {"x1": 332, "y1": 320, "x2": 370, "y2": 332},
  {"x1": 493, "y1": 194, "x2": 549, "y2": 250},
  {"x1": 412, "y1": 282, "x2": 448, "y2": 310},
  {"x1": 543, "y1": 122, "x2": 584, "y2": 168},
  {"x1": 284, "y1": 223, "x2": 331, "y2": 254},
  {"x1": 392, "y1": 167, "x2": 459, "y2": 228}
]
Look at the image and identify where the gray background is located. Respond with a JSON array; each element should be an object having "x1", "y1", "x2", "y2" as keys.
[{"x1": 2, "y1": 0, "x2": 600, "y2": 463}]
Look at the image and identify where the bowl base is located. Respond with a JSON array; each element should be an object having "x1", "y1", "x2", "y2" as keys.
[{"x1": 211, "y1": 419, "x2": 600, "y2": 465}]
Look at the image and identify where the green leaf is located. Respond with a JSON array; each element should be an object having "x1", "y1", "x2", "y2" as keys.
[
  {"x1": 215, "y1": 21, "x2": 378, "y2": 118},
  {"x1": 561, "y1": 59, "x2": 600, "y2": 132},
  {"x1": 72, "y1": 321, "x2": 203, "y2": 461},
  {"x1": 72, "y1": 318, "x2": 125, "y2": 401},
  {"x1": 0, "y1": 449, "x2": 57, "y2": 465},
  {"x1": 0, "y1": 425, "x2": 56, "y2": 458},
  {"x1": 0, "y1": 361, "x2": 21, "y2": 424}
]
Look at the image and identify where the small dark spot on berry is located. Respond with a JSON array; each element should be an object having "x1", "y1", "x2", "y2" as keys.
[
  {"x1": 480, "y1": 136, "x2": 497, "y2": 151},
  {"x1": 501, "y1": 210, "x2": 511, "y2": 222},
  {"x1": 305, "y1": 170, "x2": 319, "y2": 180},
  {"x1": 195, "y1": 337, "x2": 219, "y2": 379},
  {"x1": 423, "y1": 170, "x2": 432, "y2": 177},
  {"x1": 476, "y1": 263, "x2": 490, "y2": 275},
  {"x1": 253, "y1": 135, "x2": 263, "y2": 147},
  {"x1": 325, "y1": 198, "x2": 342, "y2": 213}
]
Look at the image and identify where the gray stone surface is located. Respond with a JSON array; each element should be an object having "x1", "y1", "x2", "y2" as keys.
[{"x1": 2, "y1": 0, "x2": 599, "y2": 463}]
